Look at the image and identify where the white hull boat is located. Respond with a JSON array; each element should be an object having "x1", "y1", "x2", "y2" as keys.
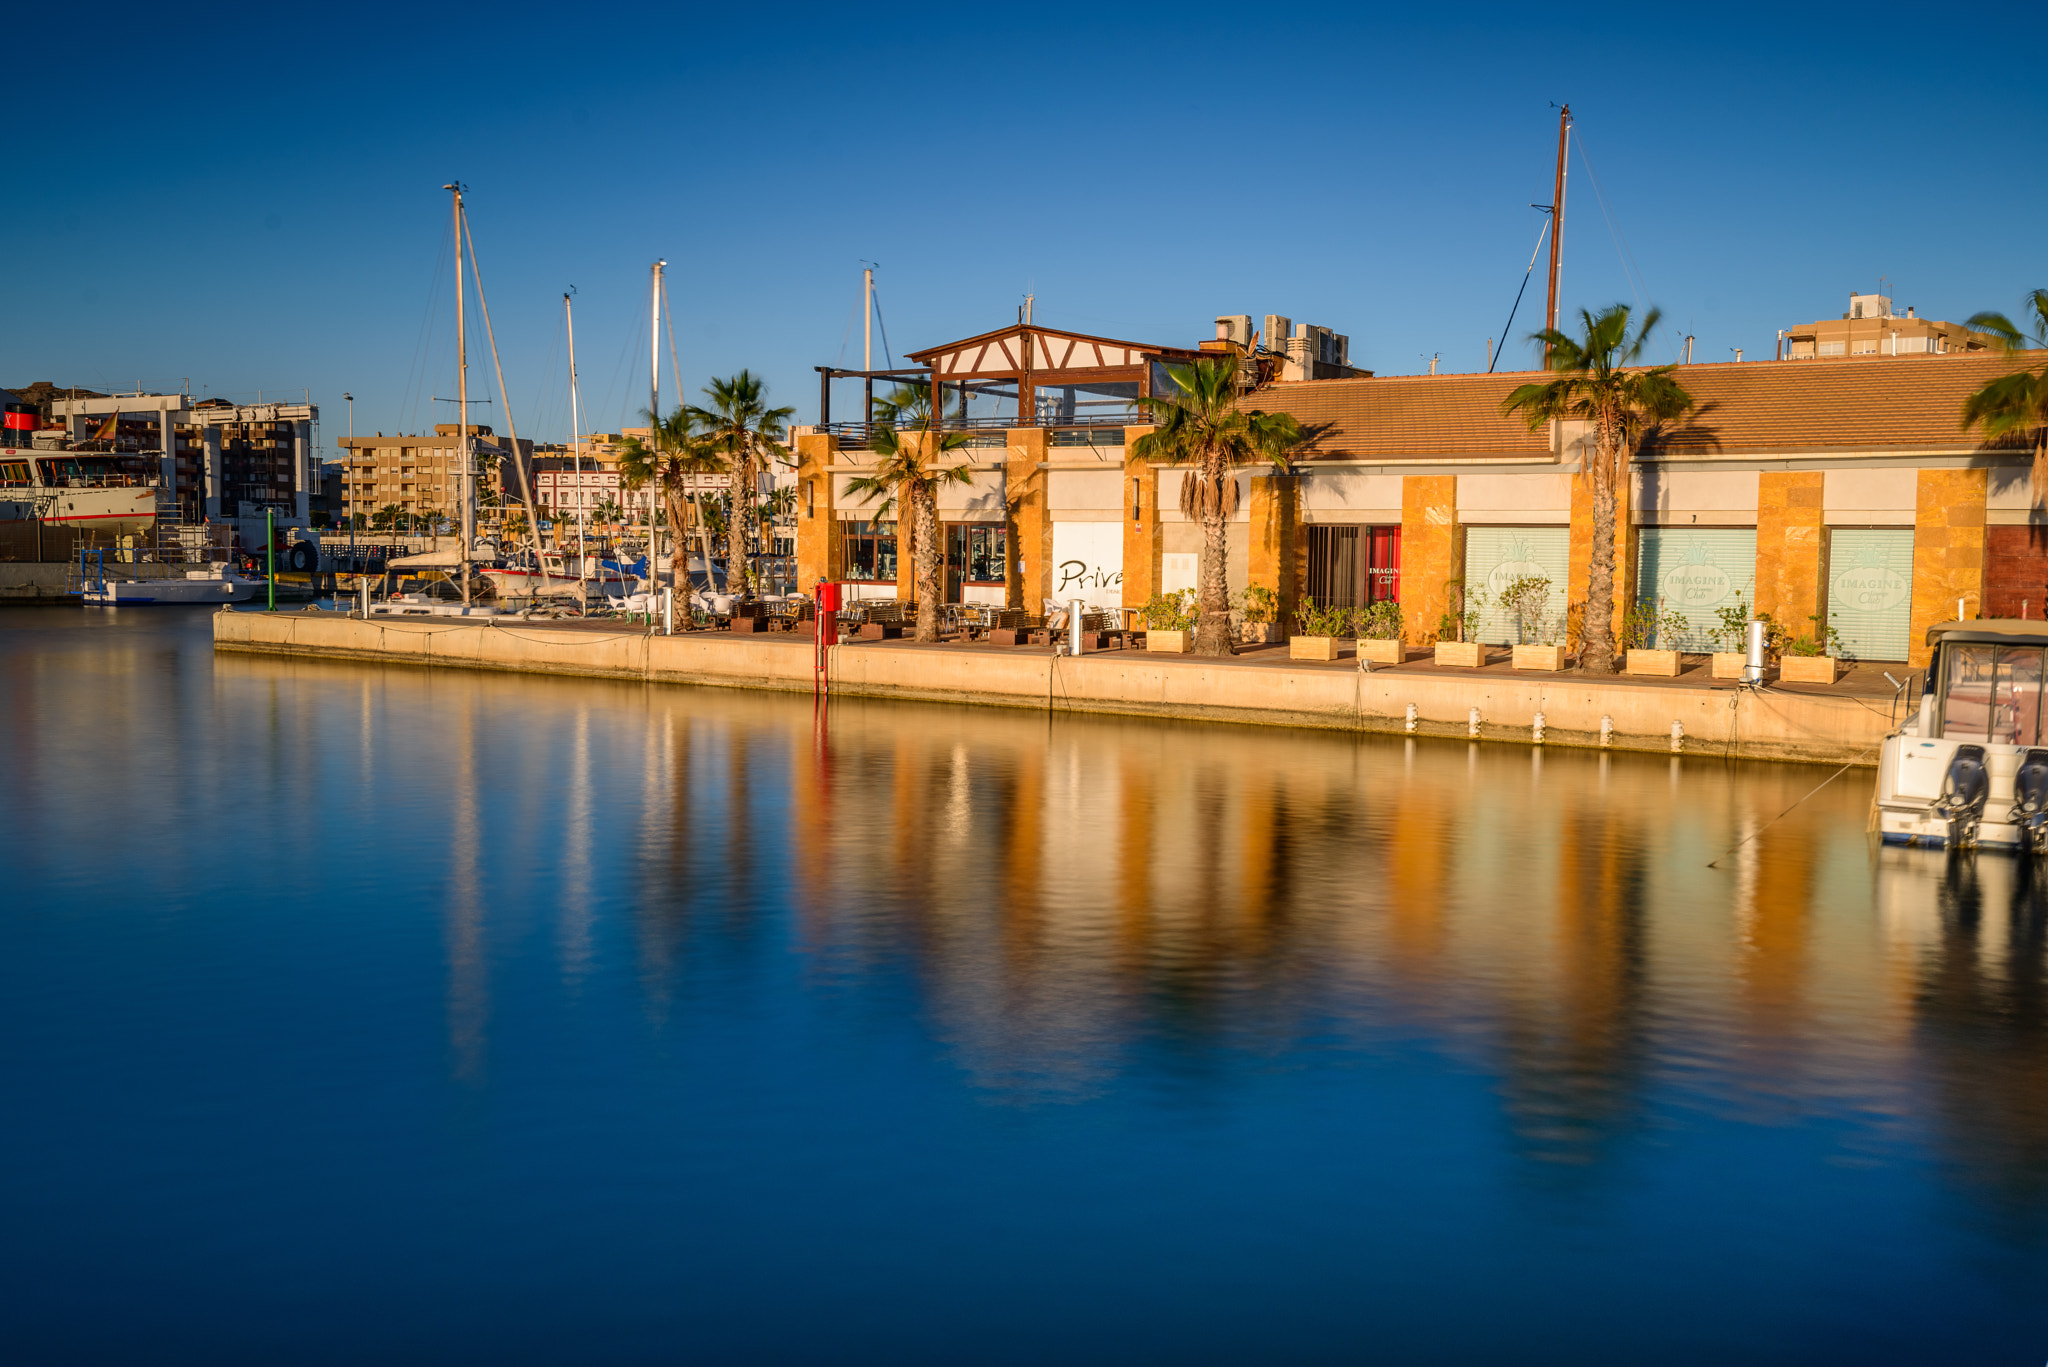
[
  {"x1": 84, "y1": 565, "x2": 266, "y2": 604},
  {"x1": 1877, "y1": 619, "x2": 2048, "y2": 852}
]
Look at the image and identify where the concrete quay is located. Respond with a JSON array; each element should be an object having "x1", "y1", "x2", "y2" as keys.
[{"x1": 211, "y1": 609, "x2": 1900, "y2": 766}]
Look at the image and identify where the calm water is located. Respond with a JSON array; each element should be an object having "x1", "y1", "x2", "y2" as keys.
[{"x1": 3, "y1": 608, "x2": 2045, "y2": 1364}]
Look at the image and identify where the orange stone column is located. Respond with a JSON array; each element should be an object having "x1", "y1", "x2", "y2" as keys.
[
  {"x1": 1908, "y1": 467, "x2": 1988, "y2": 667},
  {"x1": 1005, "y1": 427, "x2": 1050, "y2": 611},
  {"x1": 1753, "y1": 471, "x2": 1825, "y2": 628},
  {"x1": 1400, "y1": 474, "x2": 1459, "y2": 644},
  {"x1": 1247, "y1": 472, "x2": 1301, "y2": 626},
  {"x1": 1121, "y1": 427, "x2": 1160, "y2": 612},
  {"x1": 794, "y1": 430, "x2": 841, "y2": 590}
]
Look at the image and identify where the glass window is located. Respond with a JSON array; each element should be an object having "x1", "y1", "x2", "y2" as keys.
[
  {"x1": 949, "y1": 524, "x2": 1007, "y2": 584},
  {"x1": 843, "y1": 521, "x2": 897, "y2": 582},
  {"x1": 1941, "y1": 645, "x2": 2046, "y2": 745}
]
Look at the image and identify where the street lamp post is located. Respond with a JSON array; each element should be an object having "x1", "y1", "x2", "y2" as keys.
[{"x1": 343, "y1": 392, "x2": 354, "y2": 553}]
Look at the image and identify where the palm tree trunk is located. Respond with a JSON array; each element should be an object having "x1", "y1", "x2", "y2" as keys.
[
  {"x1": 731, "y1": 451, "x2": 758, "y2": 599},
  {"x1": 914, "y1": 483, "x2": 941, "y2": 644},
  {"x1": 1195, "y1": 460, "x2": 1232, "y2": 656},
  {"x1": 1582, "y1": 431, "x2": 1621, "y2": 674}
]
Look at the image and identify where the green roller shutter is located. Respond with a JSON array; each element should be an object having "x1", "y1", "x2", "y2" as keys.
[
  {"x1": 1636, "y1": 528, "x2": 1757, "y2": 652},
  {"x1": 1828, "y1": 528, "x2": 1914, "y2": 661},
  {"x1": 1463, "y1": 526, "x2": 1570, "y2": 644}
]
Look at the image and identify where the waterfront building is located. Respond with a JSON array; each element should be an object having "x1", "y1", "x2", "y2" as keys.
[
  {"x1": 796, "y1": 319, "x2": 2040, "y2": 666},
  {"x1": 44, "y1": 391, "x2": 320, "y2": 523},
  {"x1": 340, "y1": 423, "x2": 530, "y2": 529}
]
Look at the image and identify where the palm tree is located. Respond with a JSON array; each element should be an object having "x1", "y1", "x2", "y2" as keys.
[
  {"x1": 1503, "y1": 305, "x2": 1692, "y2": 674},
  {"x1": 1131, "y1": 359, "x2": 1303, "y2": 657},
  {"x1": 844, "y1": 384, "x2": 974, "y2": 643},
  {"x1": 687, "y1": 372, "x2": 793, "y2": 599},
  {"x1": 1963, "y1": 290, "x2": 2048, "y2": 504}
]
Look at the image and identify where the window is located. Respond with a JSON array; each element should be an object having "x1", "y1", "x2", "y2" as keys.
[
  {"x1": 1307, "y1": 524, "x2": 1401, "y2": 608},
  {"x1": 1941, "y1": 645, "x2": 2045, "y2": 745},
  {"x1": 948, "y1": 524, "x2": 1007, "y2": 585},
  {"x1": 843, "y1": 520, "x2": 897, "y2": 581},
  {"x1": 1818, "y1": 341, "x2": 1846, "y2": 357}
]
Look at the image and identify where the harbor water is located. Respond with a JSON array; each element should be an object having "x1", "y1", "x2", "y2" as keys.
[{"x1": 3, "y1": 607, "x2": 2045, "y2": 1363}]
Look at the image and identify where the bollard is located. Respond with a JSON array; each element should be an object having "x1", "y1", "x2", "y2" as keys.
[
  {"x1": 1744, "y1": 618, "x2": 1768, "y2": 684},
  {"x1": 1068, "y1": 598, "x2": 1086, "y2": 656},
  {"x1": 1468, "y1": 705, "x2": 1481, "y2": 738},
  {"x1": 1600, "y1": 715, "x2": 1614, "y2": 747},
  {"x1": 1670, "y1": 720, "x2": 1685, "y2": 752},
  {"x1": 1532, "y1": 711, "x2": 1546, "y2": 744},
  {"x1": 1405, "y1": 703, "x2": 1418, "y2": 734},
  {"x1": 663, "y1": 586, "x2": 673, "y2": 636}
]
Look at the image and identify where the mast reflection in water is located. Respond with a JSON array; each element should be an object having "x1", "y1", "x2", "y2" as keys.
[{"x1": 3, "y1": 609, "x2": 2046, "y2": 1364}]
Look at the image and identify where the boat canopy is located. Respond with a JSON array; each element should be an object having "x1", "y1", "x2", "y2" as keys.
[{"x1": 1926, "y1": 620, "x2": 2048, "y2": 648}]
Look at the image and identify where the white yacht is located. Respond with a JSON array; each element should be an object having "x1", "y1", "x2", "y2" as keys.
[
  {"x1": 1, "y1": 448, "x2": 162, "y2": 534},
  {"x1": 1876, "y1": 620, "x2": 2048, "y2": 851}
]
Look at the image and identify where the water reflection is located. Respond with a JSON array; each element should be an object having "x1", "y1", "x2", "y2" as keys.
[{"x1": 10, "y1": 610, "x2": 2048, "y2": 1357}]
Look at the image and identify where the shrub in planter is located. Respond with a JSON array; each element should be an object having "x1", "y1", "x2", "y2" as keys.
[
  {"x1": 1237, "y1": 585, "x2": 1281, "y2": 643},
  {"x1": 1139, "y1": 589, "x2": 1198, "y2": 656},
  {"x1": 1354, "y1": 599, "x2": 1404, "y2": 664},
  {"x1": 1290, "y1": 599, "x2": 1353, "y2": 661},
  {"x1": 1778, "y1": 616, "x2": 1843, "y2": 683}
]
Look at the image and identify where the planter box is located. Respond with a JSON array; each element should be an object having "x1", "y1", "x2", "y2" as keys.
[
  {"x1": 1355, "y1": 638, "x2": 1405, "y2": 665},
  {"x1": 1238, "y1": 622, "x2": 1282, "y2": 645},
  {"x1": 1780, "y1": 654, "x2": 1839, "y2": 684},
  {"x1": 1290, "y1": 635, "x2": 1340, "y2": 662},
  {"x1": 1434, "y1": 641, "x2": 1484, "y2": 668},
  {"x1": 1626, "y1": 648, "x2": 1681, "y2": 677},
  {"x1": 1147, "y1": 629, "x2": 1190, "y2": 654},
  {"x1": 1712, "y1": 652, "x2": 1749, "y2": 680},
  {"x1": 1512, "y1": 644, "x2": 1567, "y2": 671}
]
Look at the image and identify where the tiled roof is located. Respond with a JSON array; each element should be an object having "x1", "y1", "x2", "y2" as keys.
[
  {"x1": 1639, "y1": 351, "x2": 2029, "y2": 457},
  {"x1": 1250, "y1": 351, "x2": 2036, "y2": 462},
  {"x1": 1249, "y1": 371, "x2": 1554, "y2": 459}
]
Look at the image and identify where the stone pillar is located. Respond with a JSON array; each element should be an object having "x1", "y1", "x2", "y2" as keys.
[
  {"x1": 1247, "y1": 471, "x2": 1301, "y2": 626},
  {"x1": 1400, "y1": 474, "x2": 1459, "y2": 645},
  {"x1": 794, "y1": 430, "x2": 839, "y2": 591},
  {"x1": 1121, "y1": 428, "x2": 1160, "y2": 611},
  {"x1": 1005, "y1": 427, "x2": 1050, "y2": 611},
  {"x1": 1909, "y1": 467, "x2": 1989, "y2": 667},
  {"x1": 203, "y1": 427, "x2": 223, "y2": 520},
  {"x1": 1569, "y1": 466, "x2": 1638, "y2": 649},
  {"x1": 1754, "y1": 471, "x2": 1824, "y2": 628}
]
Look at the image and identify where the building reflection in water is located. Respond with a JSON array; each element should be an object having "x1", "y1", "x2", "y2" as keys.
[{"x1": 187, "y1": 642, "x2": 2048, "y2": 1205}]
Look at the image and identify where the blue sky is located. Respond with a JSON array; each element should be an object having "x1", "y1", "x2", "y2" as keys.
[{"x1": 5, "y1": 1, "x2": 2042, "y2": 447}]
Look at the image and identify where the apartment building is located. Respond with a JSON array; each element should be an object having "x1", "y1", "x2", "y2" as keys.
[
  {"x1": 340, "y1": 423, "x2": 531, "y2": 527},
  {"x1": 1781, "y1": 291, "x2": 2002, "y2": 361}
]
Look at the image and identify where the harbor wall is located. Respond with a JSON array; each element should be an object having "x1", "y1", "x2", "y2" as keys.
[{"x1": 211, "y1": 610, "x2": 1893, "y2": 765}]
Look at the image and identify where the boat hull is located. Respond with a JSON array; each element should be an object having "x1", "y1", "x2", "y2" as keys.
[{"x1": 85, "y1": 574, "x2": 263, "y2": 605}]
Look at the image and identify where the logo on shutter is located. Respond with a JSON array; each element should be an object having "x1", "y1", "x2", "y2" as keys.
[
  {"x1": 1833, "y1": 541, "x2": 1908, "y2": 612},
  {"x1": 1484, "y1": 534, "x2": 1548, "y2": 596},
  {"x1": 1659, "y1": 537, "x2": 1733, "y2": 608}
]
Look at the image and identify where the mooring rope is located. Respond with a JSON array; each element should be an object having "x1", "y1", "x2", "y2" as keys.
[{"x1": 1705, "y1": 746, "x2": 1877, "y2": 869}]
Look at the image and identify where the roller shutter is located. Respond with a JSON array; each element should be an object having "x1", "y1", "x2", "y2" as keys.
[
  {"x1": 1635, "y1": 528, "x2": 1757, "y2": 651},
  {"x1": 1463, "y1": 526, "x2": 1570, "y2": 644},
  {"x1": 1827, "y1": 529, "x2": 1914, "y2": 661}
]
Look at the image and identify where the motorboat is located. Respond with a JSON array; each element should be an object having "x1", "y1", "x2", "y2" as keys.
[
  {"x1": 1877, "y1": 619, "x2": 2048, "y2": 851},
  {"x1": 83, "y1": 561, "x2": 267, "y2": 604},
  {"x1": 2, "y1": 447, "x2": 162, "y2": 534}
]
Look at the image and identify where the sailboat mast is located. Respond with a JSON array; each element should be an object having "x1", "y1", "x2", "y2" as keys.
[
  {"x1": 863, "y1": 266, "x2": 873, "y2": 372},
  {"x1": 649, "y1": 259, "x2": 664, "y2": 559},
  {"x1": 1543, "y1": 105, "x2": 1571, "y2": 346},
  {"x1": 448, "y1": 181, "x2": 472, "y2": 606},
  {"x1": 565, "y1": 291, "x2": 585, "y2": 573}
]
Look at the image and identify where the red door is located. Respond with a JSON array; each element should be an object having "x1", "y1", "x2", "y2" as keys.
[{"x1": 1367, "y1": 525, "x2": 1401, "y2": 603}]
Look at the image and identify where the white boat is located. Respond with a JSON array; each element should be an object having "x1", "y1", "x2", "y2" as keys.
[
  {"x1": 1876, "y1": 619, "x2": 2048, "y2": 851},
  {"x1": 83, "y1": 562, "x2": 266, "y2": 604},
  {"x1": 2, "y1": 447, "x2": 162, "y2": 534}
]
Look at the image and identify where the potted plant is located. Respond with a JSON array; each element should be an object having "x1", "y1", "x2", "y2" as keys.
[
  {"x1": 1620, "y1": 600, "x2": 1690, "y2": 676},
  {"x1": 1433, "y1": 580, "x2": 1487, "y2": 667},
  {"x1": 1778, "y1": 616, "x2": 1844, "y2": 683},
  {"x1": 1141, "y1": 589, "x2": 1198, "y2": 653},
  {"x1": 1290, "y1": 598, "x2": 1351, "y2": 661},
  {"x1": 1500, "y1": 573, "x2": 1565, "y2": 671},
  {"x1": 1355, "y1": 599, "x2": 1404, "y2": 664},
  {"x1": 1237, "y1": 585, "x2": 1282, "y2": 645}
]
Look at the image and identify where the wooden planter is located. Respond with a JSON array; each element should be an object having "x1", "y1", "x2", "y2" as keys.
[
  {"x1": 1712, "y1": 652, "x2": 1749, "y2": 680},
  {"x1": 1626, "y1": 648, "x2": 1681, "y2": 677},
  {"x1": 1780, "y1": 654, "x2": 1840, "y2": 684},
  {"x1": 1147, "y1": 629, "x2": 1191, "y2": 654},
  {"x1": 1356, "y1": 638, "x2": 1405, "y2": 665},
  {"x1": 1290, "y1": 635, "x2": 1340, "y2": 662},
  {"x1": 1512, "y1": 644, "x2": 1567, "y2": 671},
  {"x1": 1434, "y1": 641, "x2": 1484, "y2": 668}
]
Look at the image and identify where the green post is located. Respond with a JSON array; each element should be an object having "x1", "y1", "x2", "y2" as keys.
[{"x1": 266, "y1": 508, "x2": 276, "y2": 611}]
